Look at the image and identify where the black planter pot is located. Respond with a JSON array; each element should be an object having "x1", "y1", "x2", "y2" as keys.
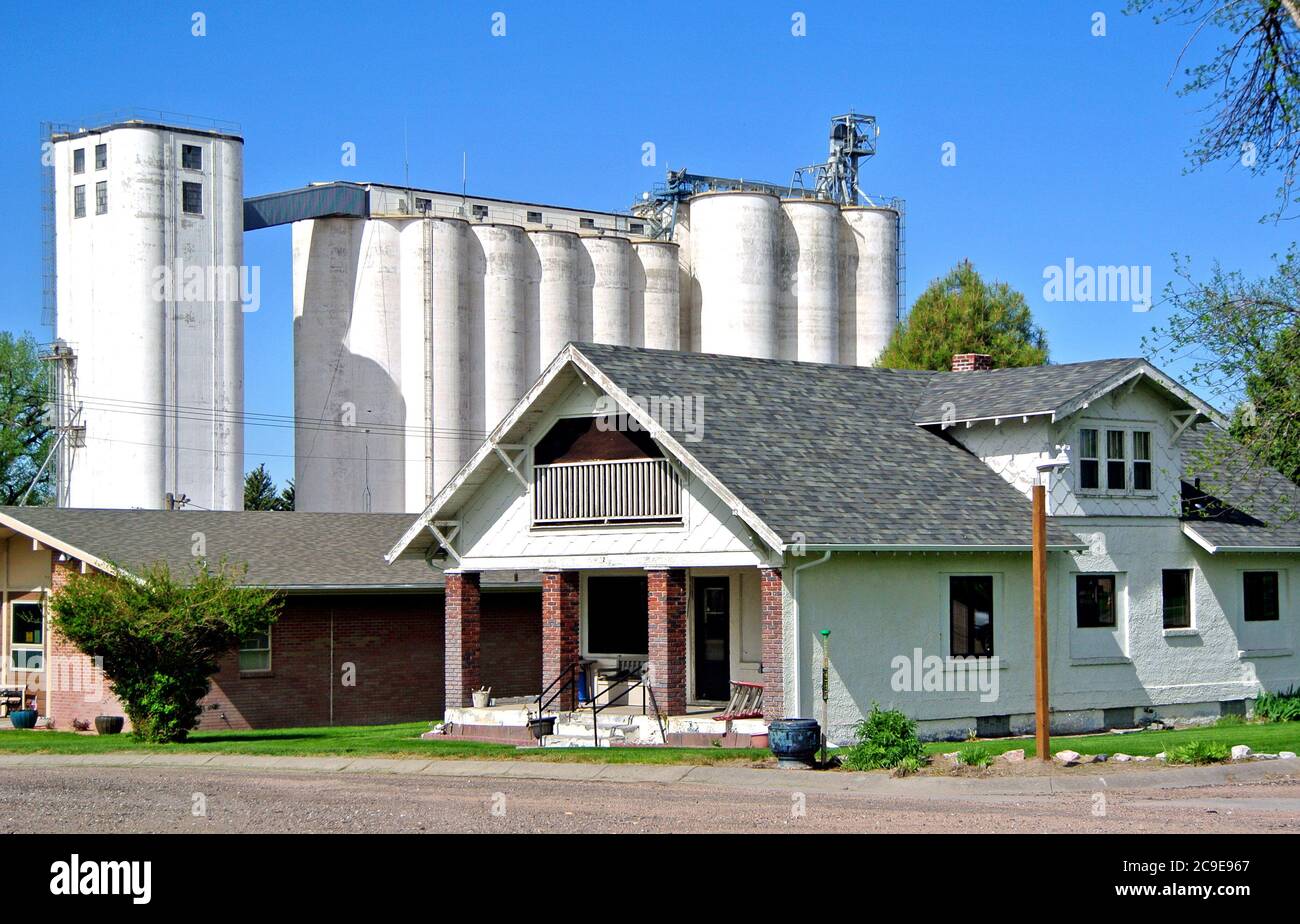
[
  {"x1": 94, "y1": 715, "x2": 125, "y2": 736},
  {"x1": 768, "y1": 717, "x2": 821, "y2": 768},
  {"x1": 527, "y1": 716, "x2": 556, "y2": 740}
]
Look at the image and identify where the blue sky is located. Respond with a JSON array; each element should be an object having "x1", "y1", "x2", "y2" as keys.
[{"x1": 0, "y1": 1, "x2": 1291, "y2": 486}]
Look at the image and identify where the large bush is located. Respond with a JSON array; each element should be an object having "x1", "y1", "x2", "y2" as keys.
[
  {"x1": 50, "y1": 561, "x2": 281, "y2": 742},
  {"x1": 840, "y1": 703, "x2": 927, "y2": 771}
]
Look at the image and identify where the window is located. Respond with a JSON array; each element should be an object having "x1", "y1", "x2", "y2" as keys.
[
  {"x1": 1079, "y1": 428, "x2": 1099, "y2": 490},
  {"x1": 73, "y1": 185, "x2": 86, "y2": 218},
  {"x1": 181, "y1": 144, "x2": 202, "y2": 170},
  {"x1": 1076, "y1": 574, "x2": 1116, "y2": 628},
  {"x1": 471, "y1": 203, "x2": 489, "y2": 219},
  {"x1": 1133, "y1": 430, "x2": 1152, "y2": 491},
  {"x1": 73, "y1": 148, "x2": 85, "y2": 174},
  {"x1": 950, "y1": 575, "x2": 994, "y2": 657},
  {"x1": 579, "y1": 217, "x2": 595, "y2": 229},
  {"x1": 415, "y1": 197, "x2": 432, "y2": 213},
  {"x1": 1162, "y1": 569, "x2": 1192, "y2": 629},
  {"x1": 182, "y1": 181, "x2": 203, "y2": 215},
  {"x1": 1106, "y1": 430, "x2": 1126, "y2": 490},
  {"x1": 94, "y1": 143, "x2": 107, "y2": 170},
  {"x1": 526, "y1": 210, "x2": 543, "y2": 223},
  {"x1": 10, "y1": 602, "x2": 43, "y2": 672},
  {"x1": 630, "y1": 222, "x2": 645, "y2": 235},
  {"x1": 1243, "y1": 571, "x2": 1280, "y2": 622},
  {"x1": 94, "y1": 181, "x2": 107, "y2": 215},
  {"x1": 238, "y1": 630, "x2": 271, "y2": 672},
  {"x1": 586, "y1": 576, "x2": 649, "y2": 655}
]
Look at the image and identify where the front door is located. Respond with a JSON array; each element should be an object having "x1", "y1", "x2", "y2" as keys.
[{"x1": 693, "y1": 577, "x2": 730, "y2": 701}]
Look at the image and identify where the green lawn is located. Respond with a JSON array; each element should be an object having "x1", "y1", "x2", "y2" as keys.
[
  {"x1": 0, "y1": 722, "x2": 770, "y2": 766},
  {"x1": 921, "y1": 720, "x2": 1300, "y2": 760},
  {"x1": 1, "y1": 719, "x2": 1296, "y2": 769}
]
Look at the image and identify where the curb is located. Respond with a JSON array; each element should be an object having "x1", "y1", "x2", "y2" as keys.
[{"x1": 0, "y1": 752, "x2": 1295, "y2": 796}]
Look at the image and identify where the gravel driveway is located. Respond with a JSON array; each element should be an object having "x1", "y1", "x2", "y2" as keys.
[{"x1": 2, "y1": 765, "x2": 1298, "y2": 833}]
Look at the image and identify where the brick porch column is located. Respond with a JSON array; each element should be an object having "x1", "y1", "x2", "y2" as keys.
[
  {"x1": 541, "y1": 570, "x2": 580, "y2": 710},
  {"x1": 760, "y1": 566, "x2": 785, "y2": 722},
  {"x1": 646, "y1": 567, "x2": 687, "y2": 717},
  {"x1": 444, "y1": 570, "x2": 481, "y2": 712}
]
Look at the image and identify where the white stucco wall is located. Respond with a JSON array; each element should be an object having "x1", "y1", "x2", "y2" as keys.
[{"x1": 784, "y1": 522, "x2": 1300, "y2": 743}]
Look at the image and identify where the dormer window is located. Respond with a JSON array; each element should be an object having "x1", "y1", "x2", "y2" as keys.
[{"x1": 1078, "y1": 426, "x2": 1154, "y2": 495}]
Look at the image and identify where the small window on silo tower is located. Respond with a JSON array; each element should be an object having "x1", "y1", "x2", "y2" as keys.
[
  {"x1": 580, "y1": 217, "x2": 595, "y2": 229},
  {"x1": 415, "y1": 197, "x2": 432, "y2": 213},
  {"x1": 527, "y1": 210, "x2": 543, "y2": 223},
  {"x1": 630, "y1": 222, "x2": 645, "y2": 235},
  {"x1": 73, "y1": 149, "x2": 85, "y2": 174},
  {"x1": 182, "y1": 181, "x2": 203, "y2": 215},
  {"x1": 471, "y1": 203, "x2": 489, "y2": 219},
  {"x1": 181, "y1": 144, "x2": 202, "y2": 170},
  {"x1": 94, "y1": 143, "x2": 107, "y2": 170},
  {"x1": 73, "y1": 185, "x2": 86, "y2": 218},
  {"x1": 95, "y1": 181, "x2": 107, "y2": 215}
]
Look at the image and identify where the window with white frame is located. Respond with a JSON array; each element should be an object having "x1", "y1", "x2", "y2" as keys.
[
  {"x1": 73, "y1": 148, "x2": 85, "y2": 174},
  {"x1": 239, "y1": 629, "x2": 271, "y2": 672},
  {"x1": 94, "y1": 143, "x2": 107, "y2": 170},
  {"x1": 10, "y1": 601, "x2": 43, "y2": 672},
  {"x1": 181, "y1": 144, "x2": 202, "y2": 170},
  {"x1": 1077, "y1": 426, "x2": 1154, "y2": 494},
  {"x1": 95, "y1": 181, "x2": 107, "y2": 215},
  {"x1": 73, "y1": 185, "x2": 86, "y2": 218}
]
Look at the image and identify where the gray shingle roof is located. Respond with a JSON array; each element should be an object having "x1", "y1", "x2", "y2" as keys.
[
  {"x1": 571, "y1": 344, "x2": 1085, "y2": 549},
  {"x1": 1179, "y1": 427, "x2": 1300, "y2": 551},
  {"x1": 911, "y1": 358, "x2": 1142, "y2": 425},
  {"x1": 0, "y1": 508, "x2": 470, "y2": 589}
]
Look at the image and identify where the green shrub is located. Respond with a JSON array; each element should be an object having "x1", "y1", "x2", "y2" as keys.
[
  {"x1": 840, "y1": 703, "x2": 926, "y2": 771},
  {"x1": 1165, "y1": 741, "x2": 1231, "y2": 765},
  {"x1": 50, "y1": 560, "x2": 281, "y2": 743},
  {"x1": 956, "y1": 744, "x2": 992, "y2": 767},
  {"x1": 1254, "y1": 686, "x2": 1300, "y2": 723},
  {"x1": 891, "y1": 755, "x2": 926, "y2": 777}
]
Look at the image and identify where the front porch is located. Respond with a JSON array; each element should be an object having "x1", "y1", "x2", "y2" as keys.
[
  {"x1": 440, "y1": 565, "x2": 785, "y2": 748},
  {"x1": 434, "y1": 702, "x2": 770, "y2": 749}
]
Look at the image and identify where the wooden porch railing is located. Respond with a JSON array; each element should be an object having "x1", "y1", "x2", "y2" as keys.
[{"x1": 533, "y1": 457, "x2": 682, "y2": 526}]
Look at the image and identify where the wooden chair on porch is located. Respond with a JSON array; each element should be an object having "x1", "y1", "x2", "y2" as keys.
[
  {"x1": 715, "y1": 681, "x2": 763, "y2": 721},
  {"x1": 0, "y1": 686, "x2": 27, "y2": 717}
]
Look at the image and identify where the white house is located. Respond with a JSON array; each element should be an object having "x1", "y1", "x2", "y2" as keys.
[{"x1": 387, "y1": 343, "x2": 1300, "y2": 742}]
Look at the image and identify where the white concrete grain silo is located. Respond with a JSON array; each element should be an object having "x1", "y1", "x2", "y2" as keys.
[
  {"x1": 630, "y1": 240, "x2": 680, "y2": 350},
  {"x1": 51, "y1": 119, "x2": 244, "y2": 510},
  {"x1": 688, "y1": 191, "x2": 782, "y2": 359},
  {"x1": 780, "y1": 199, "x2": 841, "y2": 364},
  {"x1": 839, "y1": 205, "x2": 900, "y2": 365}
]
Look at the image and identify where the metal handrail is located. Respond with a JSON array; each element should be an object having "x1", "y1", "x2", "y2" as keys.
[{"x1": 534, "y1": 662, "x2": 668, "y2": 747}]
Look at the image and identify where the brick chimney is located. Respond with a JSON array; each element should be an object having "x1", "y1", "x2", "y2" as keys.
[{"x1": 952, "y1": 353, "x2": 994, "y2": 372}]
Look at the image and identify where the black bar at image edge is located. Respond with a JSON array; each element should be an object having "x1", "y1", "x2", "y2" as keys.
[{"x1": 8, "y1": 834, "x2": 1285, "y2": 910}]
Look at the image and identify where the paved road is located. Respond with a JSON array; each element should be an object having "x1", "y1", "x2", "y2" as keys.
[{"x1": 2, "y1": 763, "x2": 1298, "y2": 833}]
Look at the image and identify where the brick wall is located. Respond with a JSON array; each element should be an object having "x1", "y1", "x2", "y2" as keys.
[
  {"x1": 541, "y1": 570, "x2": 580, "y2": 709},
  {"x1": 45, "y1": 557, "x2": 129, "y2": 731},
  {"x1": 197, "y1": 593, "x2": 443, "y2": 730},
  {"x1": 760, "y1": 567, "x2": 784, "y2": 722},
  {"x1": 647, "y1": 568, "x2": 686, "y2": 716},
  {"x1": 44, "y1": 551, "x2": 544, "y2": 731},
  {"x1": 481, "y1": 591, "x2": 543, "y2": 698}
]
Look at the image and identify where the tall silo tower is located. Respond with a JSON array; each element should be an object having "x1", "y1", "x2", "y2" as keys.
[{"x1": 50, "y1": 117, "x2": 244, "y2": 510}]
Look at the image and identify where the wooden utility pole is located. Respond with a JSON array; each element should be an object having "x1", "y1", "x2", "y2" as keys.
[{"x1": 1032, "y1": 483, "x2": 1050, "y2": 761}]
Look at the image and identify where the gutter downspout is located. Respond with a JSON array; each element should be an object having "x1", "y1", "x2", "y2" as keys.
[{"x1": 791, "y1": 550, "x2": 832, "y2": 718}]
